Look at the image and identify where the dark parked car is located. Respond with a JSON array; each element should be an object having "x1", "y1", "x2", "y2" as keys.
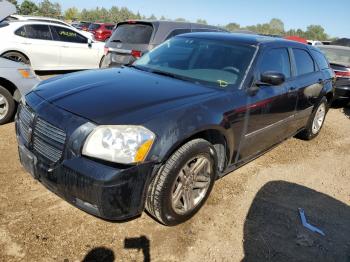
[
  {"x1": 318, "y1": 45, "x2": 350, "y2": 102},
  {"x1": 16, "y1": 33, "x2": 334, "y2": 226},
  {"x1": 100, "y1": 20, "x2": 227, "y2": 68},
  {"x1": 88, "y1": 22, "x2": 115, "y2": 42}
]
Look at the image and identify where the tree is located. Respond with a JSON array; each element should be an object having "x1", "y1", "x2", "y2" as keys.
[
  {"x1": 37, "y1": 0, "x2": 62, "y2": 18},
  {"x1": 304, "y1": 25, "x2": 328, "y2": 40},
  {"x1": 196, "y1": 19, "x2": 207, "y2": 25},
  {"x1": 225, "y1": 22, "x2": 240, "y2": 32},
  {"x1": 175, "y1": 18, "x2": 187, "y2": 22},
  {"x1": 148, "y1": 14, "x2": 157, "y2": 20},
  {"x1": 269, "y1": 18, "x2": 284, "y2": 35},
  {"x1": 64, "y1": 7, "x2": 79, "y2": 21},
  {"x1": 19, "y1": 0, "x2": 38, "y2": 15}
]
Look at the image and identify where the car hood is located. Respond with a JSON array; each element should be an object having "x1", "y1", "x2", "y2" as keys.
[
  {"x1": 0, "y1": 0, "x2": 16, "y2": 22},
  {"x1": 33, "y1": 67, "x2": 217, "y2": 124}
]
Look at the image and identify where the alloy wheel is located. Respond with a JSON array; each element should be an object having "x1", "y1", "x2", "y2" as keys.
[
  {"x1": 0, "y1": 94, "x2": 9, "y2": 121},
  {"x1": 312, "y1": 103, "x2": 326, "y2": 134}
]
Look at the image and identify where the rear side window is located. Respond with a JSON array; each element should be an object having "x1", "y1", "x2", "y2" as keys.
[
  {"x1": 111, "y1": 23, "x2": 153, "y2": 44},
  {"x1": 165, "y1": 29, "x2": 191, "y2": 40},
  {"x1": 50, "y1": 26, "x2": 87, "y2": 44},
  {"x1": 23, "y1": 25, "x2": 52, "y2": 40},
  {"x1": 259, "y1": 48, "x2": 291, "y2": 78},
  {"x1": 311, "y1": 50, "x2": 329, "y2": 70},
  {"x1": 293, "y1": 49, "x2": 315, "y2": 76},
  {"x1": 15, "y1": 26, "x2": 26, "y2": 37}
]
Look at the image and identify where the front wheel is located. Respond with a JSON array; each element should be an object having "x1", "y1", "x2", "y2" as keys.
[
  {"x1": 146, "y1": 139, "x2": 217, "y2": 226},
  {"x1": 296, "y1": 97, "x2": 328, "y2": 140}
]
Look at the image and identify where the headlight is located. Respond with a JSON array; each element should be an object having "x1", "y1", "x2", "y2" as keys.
[
  {"x1": 18, "y1": 69, "x2": 36, "y2": 79},
  {"x1": 82, "y1": 125, "x2": 155, "y2": 164}
]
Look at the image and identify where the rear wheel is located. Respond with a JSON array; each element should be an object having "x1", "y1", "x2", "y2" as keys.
[
  {"x1": 2, "y1": 51, "x2": 30, "y2": 65},
  {"x1": 146, "y1": 139, "x2": 217, "y2": 226},
  {"x1": 0, "y1": 86, "x2": 16, "y2": 125},
  {"x1": 296, "y1": 97, "x2": 328, "y2": 140}
]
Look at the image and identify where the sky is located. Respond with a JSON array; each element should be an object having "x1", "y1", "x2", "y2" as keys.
[{"x1": 30, "y1": 0, "x2": 350, "y2": 38}]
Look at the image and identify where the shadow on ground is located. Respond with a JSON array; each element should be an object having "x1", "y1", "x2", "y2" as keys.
[
  {"x1": 242, "y1": 181, "x2": 350, "y2": 262},
  {"x1": 82, "y1": 236, "x2": 150, "y2": 262},
  {"x1": 343, "y1": 106, "x2": 350, "y2": 119}
]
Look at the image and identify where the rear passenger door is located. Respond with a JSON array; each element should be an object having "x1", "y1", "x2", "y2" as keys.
[
  {"x1": 291, "y1": 48, "x2": 324, "y2": 130},
  {"x1": 19, "y1": 24, "x2": 60, "y2": 70}
]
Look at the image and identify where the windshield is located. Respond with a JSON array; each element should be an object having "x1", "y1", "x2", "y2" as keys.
[
  {"x1": 111, "y1": 23, "x2": 153, "y2": 44},
  {"x1": 134, "y1": 37, "x2": 256, "y2": 88},
  {"x1": 319, "y1": 47, "x2": 350, "y2": 66}
]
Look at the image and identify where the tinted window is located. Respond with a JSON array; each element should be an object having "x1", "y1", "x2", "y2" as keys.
[
  {"x1": 259, "y1": 48, "x2": 291, "y2": 78},
  {"x1": 24, "y1": 25, "x2": 52, "y2": 40},
  {"x1": 311, "y1": 50, "x2": 329, "y2": 70},
  {"x1": 15, "y1": 26, "x2": 26, "y2": 37},
  {"x1": 165, "y1": 29, "x2": 191, "y2": 40},
  {"x1": 88, "y1": 23, "x2": 100, "y2": 30},
  {"x1": 293, "y1": 49, "x2": 315, "y2": 76},
  {"x1": 51, "y1": 26, "x2": 87, "y2": 44},
  {"x1": 135, "y1": 37, "x2": 256, "y2": 89},
  {"x1": 111, "y1": 23, "x2": 153, "y2": 44},
  {"x1": 105, "y1": 25, "x2": 115, "y2": 30}
]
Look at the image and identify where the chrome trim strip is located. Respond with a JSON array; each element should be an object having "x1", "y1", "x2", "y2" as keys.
[{"x1": 108, "y1": 47, "x2": 132, "y2": 54}]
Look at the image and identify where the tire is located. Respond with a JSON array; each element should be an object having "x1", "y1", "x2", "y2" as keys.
[
  {"x1": 0, "y1": 85, "x2": 16, "y2": 125},
  {"x1": 1, "y1": 52, "x2": 30, "y2": 65},
  {"x1": 99, "y1": 56, "x2": 106, "y2": 68},
  {"x1": 296, "y1": 97, "x2": 328, "y2": 140},
  {"x1": 146, "y1": 139, "x2": 217, "y2": 226}
]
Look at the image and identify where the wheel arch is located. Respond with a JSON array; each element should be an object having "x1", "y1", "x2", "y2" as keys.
[
  {"x1": 1, "y1": 50, "x2": 31, "y2": 63},
  {"x1": 161, "y1": 127, "x2": 232, "y2": 173},
  {"x1": 0, "y1": 77, "x2": 19, "y2": 101}
]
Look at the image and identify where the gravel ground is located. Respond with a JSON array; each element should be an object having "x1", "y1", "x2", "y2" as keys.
[{"x1": 0, "y1": 74, "x2": 349, "y2": 261}]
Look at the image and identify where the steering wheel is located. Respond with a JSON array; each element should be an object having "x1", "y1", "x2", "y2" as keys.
[{"x1": 222, "y1": 66, "x2": 240, "y2": 74}]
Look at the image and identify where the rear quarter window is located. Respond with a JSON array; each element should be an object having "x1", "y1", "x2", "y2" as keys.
[
  {"x1": 15, "y1": 26, "x2": 26, "y2": 37},
  {"x1": 111, "y1": 24, "x2": 153, "y2": 44},
  {"x1": 293, "y1": 49, "x2": 315, "y2": 76},
  {"x1": 311, "y1": 50, "x2": 330, "y2": 70}
]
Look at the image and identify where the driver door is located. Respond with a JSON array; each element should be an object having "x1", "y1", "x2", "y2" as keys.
[
  {"x1": 239, "y1": 47, "x2": 298, "y2": 159},
  {"x1": 49, "y1": 26, "x2": 100, "y2": 70}
]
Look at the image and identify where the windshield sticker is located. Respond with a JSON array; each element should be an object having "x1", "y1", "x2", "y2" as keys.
[
  {"x1": 217, "y1": 80, "x2": 228, "y2": 88},
  {"x1": 59, "y1": 31, "x2": 76, "y2": 38}
]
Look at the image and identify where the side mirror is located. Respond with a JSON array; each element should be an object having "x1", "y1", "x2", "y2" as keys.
[
  {"x1": 88, "y1": 38, "x2": 93, "y2": 47},
  {"x1": 259, "y1": 71, "x2": 286, "y2": 86}
]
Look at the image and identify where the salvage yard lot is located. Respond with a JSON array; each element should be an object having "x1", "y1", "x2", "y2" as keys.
[{"x1": 0, "y1": 86, "x2": 349, "y2": 261}]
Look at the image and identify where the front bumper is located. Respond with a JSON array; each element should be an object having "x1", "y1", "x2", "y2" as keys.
[
  {"x1": 17, "y1": 141, "x2": 155, "y2": 221},
  {"x1": 15, "y1": 93, "x2": 156, "y2": 221}
]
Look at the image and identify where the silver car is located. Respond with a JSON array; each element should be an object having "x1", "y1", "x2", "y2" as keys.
[{"x1": 0, "y1": 57, "x2": 40, "y2": 124}]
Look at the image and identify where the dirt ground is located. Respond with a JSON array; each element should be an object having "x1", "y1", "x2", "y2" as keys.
[{"x1": 0, "y1": 80, "x2": 349, "y2": 261}]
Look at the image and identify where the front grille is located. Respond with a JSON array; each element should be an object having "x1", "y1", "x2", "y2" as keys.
[
  {"x1": 18, "y1": 105, "x2": 34, "y2": 144},
  {"x1": 33, "y1": 118, "x2": 66, "y2": 163},
  {"x1": 18, "y1": 105, "x2": 67, "y2": 164}
]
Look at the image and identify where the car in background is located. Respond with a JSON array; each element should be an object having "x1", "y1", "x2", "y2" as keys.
[
  {"x1": 307, "y1": 40, "x2": 324, "y2": 46},
  {"x1": 0, "y1": 20, "x2": 105, "y2": 70},
  {"x1": 88, "y1": 22, "x2": 115, "y2": 42},
  {"x1": 100, "y1": 20, "x2": 227, "y2": 68},
  {"x1": 17, "y1": 33, "x2": 334, "y2": 225},
  {"x1": 0, "y1": 57, "x2": 40, "y2": 124},
  {"x1": 77, "y1": 21, "x2": 92, "y2": 31},
  {"x1": 318, "y1": 45, "x2": 350, "y2": 102},
  {"x1": 8, "y1": 15, "x2": 94, "y2": 39}
]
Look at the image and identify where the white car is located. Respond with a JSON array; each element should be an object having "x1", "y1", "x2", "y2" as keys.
[
  {"x1": 9, "y1": 15, "x2": 94, "y2": 39},
  {"x1": 0, "y1": 20, "x2": 105, "y2": 71}
]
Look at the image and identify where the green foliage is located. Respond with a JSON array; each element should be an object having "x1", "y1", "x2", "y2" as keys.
[
  {"x1": 19, "y1": 0, "x2": 38, "y2": 15},
  {"x1": 14, "y1": 2, "x2": 332, "y2": 40}
]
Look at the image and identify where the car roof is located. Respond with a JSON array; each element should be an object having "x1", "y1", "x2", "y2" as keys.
[
  {"x1": 176, "y1": 32, "x2": 309, "y2": 47},
  {"x1": 7, "y1": 20, "x2": 78, "y2": 30}
]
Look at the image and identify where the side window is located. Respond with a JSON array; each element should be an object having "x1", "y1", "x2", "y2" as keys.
[
  {"x1": 15, "y1": 26, "x2": 26, "y2": 37},
  {"x1": 259, "y1": 48, "x2": 291, "y2": 78},
  {"x1": 51, "y1": 26, "x2": 87, "y2": 44},
  {"x1": 24, "y1": 25, "x2": 52, "y2": 40},
  {"x1": 293, "y1": 49, "x2": 315, "y2": 76},
  {"x1": 165, "y1": 29, "x2": 191, "y2": 40},
  {"x1": 311, "y1": 50, "x2": 329, "y2": 70}
]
